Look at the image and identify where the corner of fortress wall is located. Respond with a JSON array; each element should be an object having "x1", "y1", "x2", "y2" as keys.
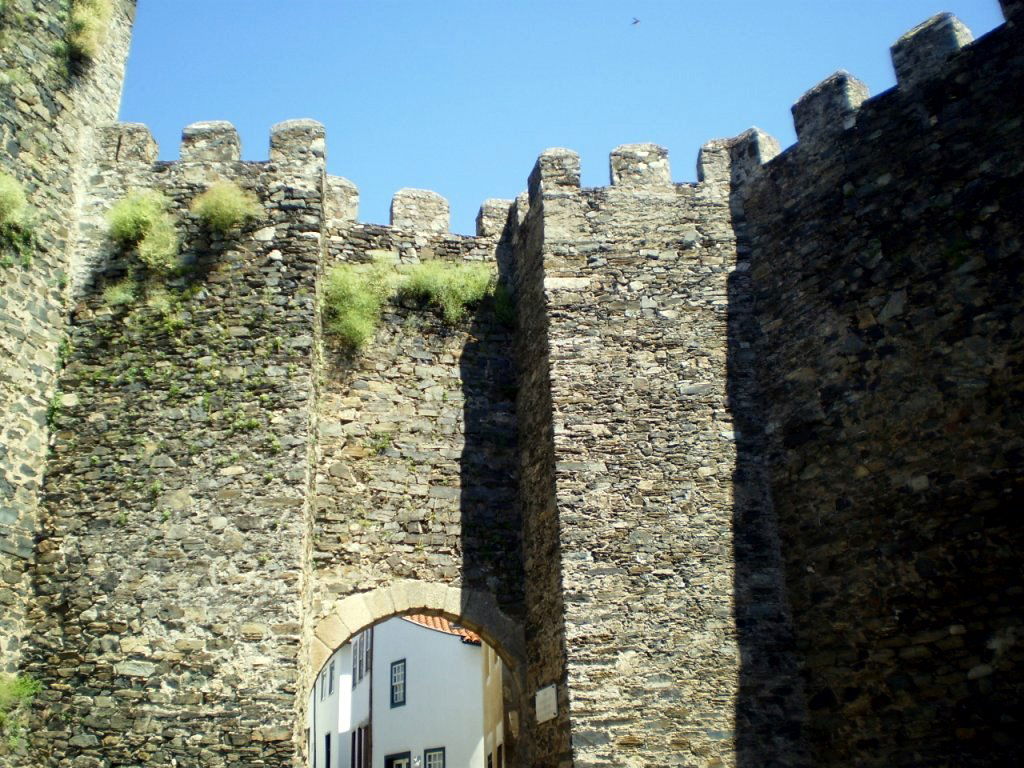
[
  {"x1": 0, "y1": 0, "x2": 136, "y2": 677},
  {"x1": 1, "y1": 1, "x2": 1022, "y2": 767}
]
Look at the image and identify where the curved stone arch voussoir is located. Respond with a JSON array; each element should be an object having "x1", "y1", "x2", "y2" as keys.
[{"x1": 310, "y1": 580, "x2": 525, "y2": 676}]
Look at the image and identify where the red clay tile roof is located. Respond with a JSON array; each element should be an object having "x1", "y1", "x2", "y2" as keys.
[{"x1": 402, "y1": 614, "x2": 482, "y2": 644}]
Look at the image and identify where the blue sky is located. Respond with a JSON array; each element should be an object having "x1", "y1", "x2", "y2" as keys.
[{"x1": 120, "y1": 1, "x2": 1006, "y2": 234}]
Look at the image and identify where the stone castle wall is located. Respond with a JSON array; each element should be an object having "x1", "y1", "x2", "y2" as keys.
[
  {"x1": 0, "y1": 2, "x2": 1022, "y2": 767},
  {"x1": 737, "y1": 8, "x2": 1024, "y2": 766},
  {"x1": 26, "y1": 120, "x2": 325, "y2": 765},
  {"x1": 511, "y1": 143, "x2": 804, "y2": 768},
  {"x1": 0, "y1": 0, "x2": 135, "y2": 675}
]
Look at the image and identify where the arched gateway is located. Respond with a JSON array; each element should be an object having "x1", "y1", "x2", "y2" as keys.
[
  {"x1": 309, "y1": 581, "x2": 526, "y2": 674},
  {"x1": 305, "y1": 581, "x2": 527, "y2": 768}
]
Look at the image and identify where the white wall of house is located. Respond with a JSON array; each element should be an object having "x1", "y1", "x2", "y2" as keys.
[
  {"x1": 310, "y1": 618, "x2": 487, "y2": 768},
  {"x1": 372, "y1": 618, "x2": 485, "y2": 768},
  {"x1": 309, "y1": 644, "x2": 351, "y2": 768}
]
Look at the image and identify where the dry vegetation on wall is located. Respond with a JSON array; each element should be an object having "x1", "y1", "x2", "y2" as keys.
[
  {"x1": 107, "y1": 189, "x2": 179, "y2": 271},
  {"x1": 322, "y1": 259, "x2": 497, "y2": 350},
  {"x1": 190, "y1": 181, "x2": 263, "y2": 234},
  {"x1": 67, "y1": 0, "x2": 113, "y2": 63}
]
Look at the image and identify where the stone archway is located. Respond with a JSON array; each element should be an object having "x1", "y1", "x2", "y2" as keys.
[
  {"x1": 305, "y1": 580, "x2": 528, "y2": 768},
  {"x1": 310, "y1": 580, "x2": 525, "y2": 674}
]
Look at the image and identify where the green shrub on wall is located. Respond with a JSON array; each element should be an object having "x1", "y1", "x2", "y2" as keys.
[
  {"x1": 0, "y1": 172, "x2": 26, "y2": 225},
  {"x1": 190, "y1": 181, "x2": 262, "y2": 234},
  {"x1": 0, "y1": 171, "x2": 35, "y2": 268},
  {"x1": 0, "y1": 674, "x2": 41, "y2": 752},
  {"x1": 323, "y1": 260, "x2": 395, "y2": 350},
  {"x1": 101, "y1": 278, "x2": 134, "y2": 307},
  {"x1": 323, "y1": 259, "x2": 498, "y2": 350},
  {"x1": 107, "y1": 190, "x2": 179, "y2": 271},
  {"x1": 67, "y1": 0, "x2": 113, "y2": 63},
  {"x1": 397, "y1": 261, "x2": 495, "y2": 323}
]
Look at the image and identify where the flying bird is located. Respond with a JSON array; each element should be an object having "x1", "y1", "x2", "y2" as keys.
[{"x1": 632, "y1": 17, "x2": 641, "y2": 25}]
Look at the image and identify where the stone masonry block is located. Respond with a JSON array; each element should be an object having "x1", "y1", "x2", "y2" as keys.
[
  {"x1": 528, "y1": 148, "x2": 580, "y2": 203},
  {"x1": 388, "y1": 579, "x2": 417, "y2": 614},
  {"x1": 313, "y1": 613, "x2": 350, "y2": 652},
  {"x1": 180, "y1": 121, "x2": 240, "y2": 163},
  {"x1": 792, "y1": 71, "x2": 870, "y2": 145},
  {"x1": 326, "y1": 175, "x2": 359, "y2": 223},
  {"x1": 609, "y1": 143, "x2": 672, "y2": 187},
  {"x1": 699, "y1": 128, "x2": 781, "y2": 189},
  {"x1": 416, "y1": 581, "x2": 449, "y2": 613},
  {"x1": 729, "y1": 128, "x2": 782, "y2": 186},
  {"x1": 892, "y1": 14, "x2": 974, "y2": 90},
  {"x1": 390, "y1": 188, "x2": 449, "y2": 233},
  {"x1": 459, "y1": 587, "x2": 525, "y2": 665},
  {"x1": 513, "y1": 191, "x2": 530, "y2": 228},
  {"x1": 269, "y1": 118, "x2": 327, "y2": 166},
  {"x1": 99, "y1": 123, "x2": 158, "y2": 165},
  {"x1": 361, "y1": 586, "x2": 395, "y2": 623},
  {"x1": 442, "y1": 585, "x2": 464, "y2": 619},
  {"x1": 335, "y1": 593, "x2": 373, "y2": 635},
  {"x1": 310, "y1": 636, "x2": 331, "y2": 675},
  {"x1": 476, "y1": 198, "x2": 513, "y2": 237}
]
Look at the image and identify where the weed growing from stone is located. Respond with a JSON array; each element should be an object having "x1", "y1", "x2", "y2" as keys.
[
  {"x1": 322, "y1": 259, "x2": 395, "y2": 350},
  {"x1": 67, "y1": 0, "x2": 113, "y2": 63},
  {"x1": 0, "y1": 674, "x2": 41, "y2": 752},
  {"x1": 45, "y1": 392, "x2": 62, "y2": 428},
  {"x1": 108, "y1": 190, "x2": 179, "y2": 271},
  {"x1": 0, "y1": 171, "x2": 26, "y2": 223},
  {"x1": 367, "y1": 430, "x2": 394, "y2": 455},
  {"x1": 102, "y1": 279, "x2": 135, "y2": 307},
  {"x1": 397, "y1": 261, "x2": 495, "y2": 324},
  {"x1": 190, "y1": 181, "x2": 262, "y2": 234},
  {"x1": 0, "y1": 171, "x2": 36, "y2": 268}
]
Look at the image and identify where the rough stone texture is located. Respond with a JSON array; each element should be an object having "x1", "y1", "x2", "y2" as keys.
[
  {"x1": 791, "y1": 71, "x2": 870, "y2": 147},
  {"x1": 25, "y1": 126, "x2": 324, "y2": 767},
  {"x1": 740, "y1": 16, "x2": 1024, "y2": 768},
  {"x1": 891, "y1": 13, "x2": 974, "y2": 90},
  {"x1": 1, "y1": 4, "x2": 1022, "y2": 768},
  {"x1": 390, "y1": 187, "x2": 450, "y2": 233},
  {"x1": 180, "y1": 120, "x2": 242, "y2": 163},
  {"x1": 511, "y1": 144, "x2": 804, "y2": 768},
  {"x1": 0, "y1": 0, "x2": 135, "y2": 677},
  {"x1": 325, "y1": 174, "x2": 359, "y2": 223},
  {"x1": 314, "y1": 210, "x2": 524, "y2": 652}
]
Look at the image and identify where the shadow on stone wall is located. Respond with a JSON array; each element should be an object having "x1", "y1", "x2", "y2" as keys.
[
  {"x1": 458, "y1": 286, "x2": 523, "y2": 622},
  {"x1": 726, "y1": 237, "x2": 810, "y2": 768},
  {"x1": 725, "y1": 18, "x2": 1024, "y2": 762}
]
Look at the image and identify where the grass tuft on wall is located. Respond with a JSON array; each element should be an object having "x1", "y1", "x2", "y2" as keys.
[
  {"x1": 0, "y1": 674, "x2": 41, "y2": 752},
  {"x1": 67, "y1": 0, "x2": 113, "y2": 63},
  {"x1": 0, "y1": 171, "x2": 35, "y2": 268},
  {"x1": 397, "y1": 261, "x2": 495, "y2": 324},
  {"x1": 322, "y1": 259, "x2": 499, "y2": 350},
  {"x1": 101, "y1": 279, "x2": 135, "y2": 307},
  {"x1": 323, "y1": 260, "x2": 395, "y2": 350},
  {"x1": 107, "y1": 190, "x2": 179, "y2": 271},
  {"x1": 190, "y1": 181, "x2": 262, "y2": 234},
  {"x1": 0, "y1": 172, "x2": 27, "y2": 227}
]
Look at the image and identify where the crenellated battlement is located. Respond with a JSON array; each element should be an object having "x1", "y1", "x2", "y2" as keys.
[
  {"x1": 702, "y1": 8, "x2": 1016, "y2": 192},
  {"x1": 3, "y1": 3, "x2": 1023, "y2": 768}
]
